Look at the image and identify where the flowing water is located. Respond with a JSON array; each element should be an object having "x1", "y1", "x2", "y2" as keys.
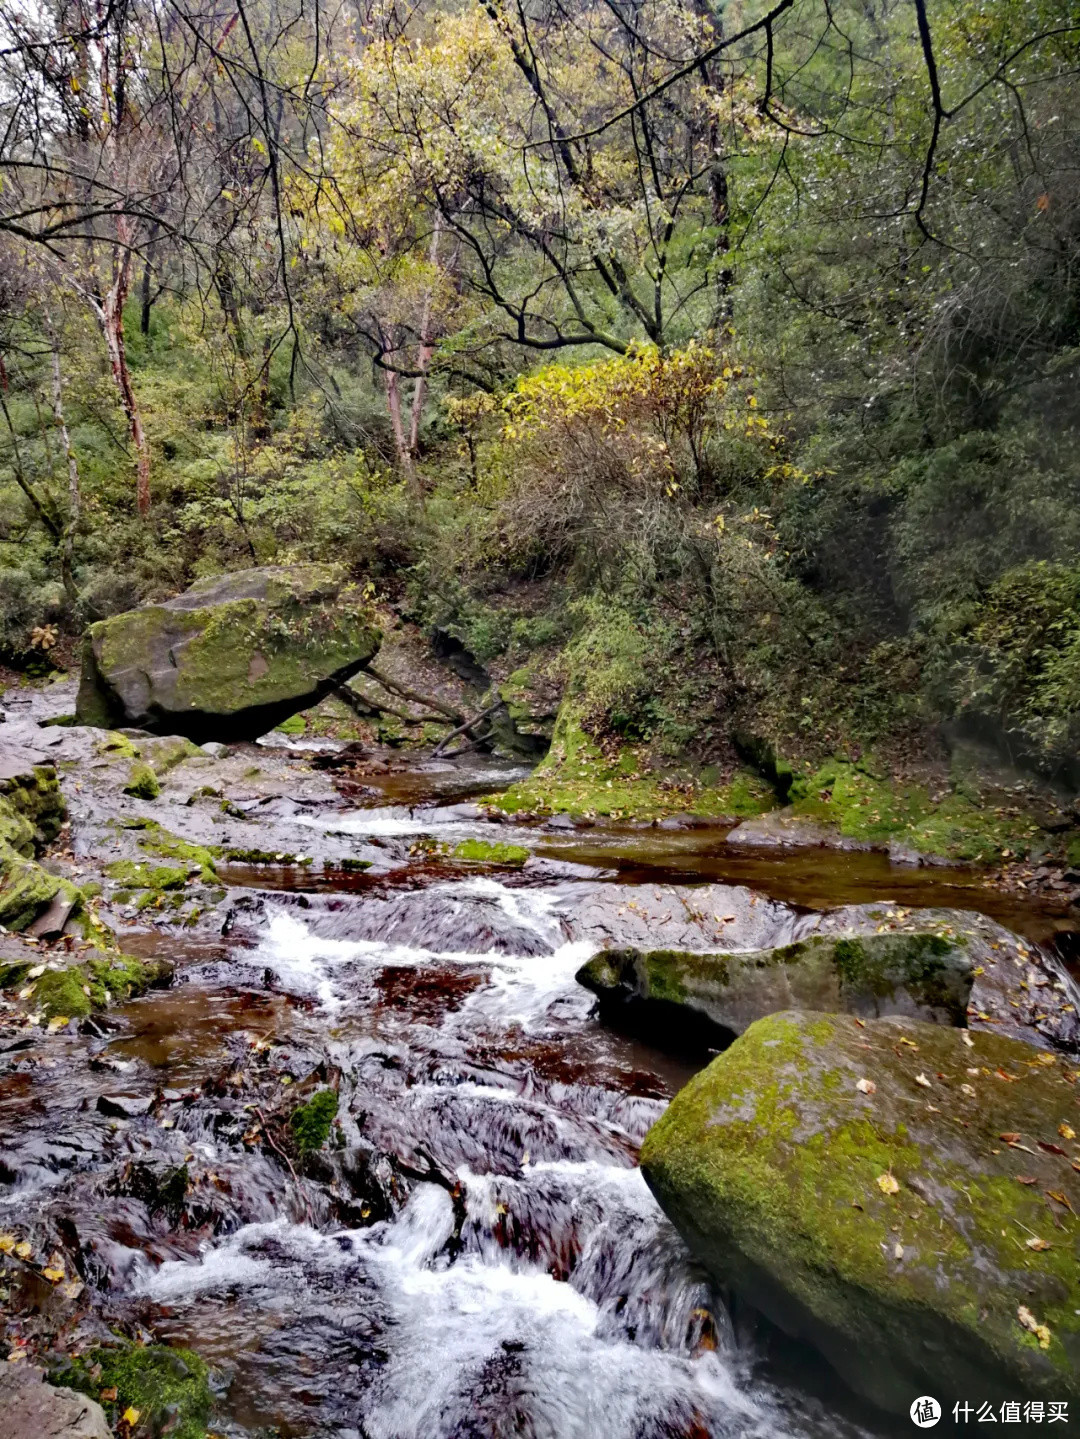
[{"x1": 2, "y1": 751, "x2": 1074, "y2": 1437}]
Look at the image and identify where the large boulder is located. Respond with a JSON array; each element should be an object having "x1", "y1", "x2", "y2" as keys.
[
  {"x1": 577, "y1": 931, "x2": 974, "y2": 1041},
  {"x1": 76, "y1": 566, "x2": 380, "y2": 742},
  {"x1": 640, "y1": 1011, "x2": 1080, "y2": 1413}
]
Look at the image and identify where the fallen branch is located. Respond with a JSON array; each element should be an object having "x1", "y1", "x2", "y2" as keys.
[
  {"x1": 364, "y1": 662, "x2": 464, "y2": 723},
  {"x1": 333, "y1": 682, "x2": 443, "y2": 726},
  {"x1": 431, "y1": 701, "x2": 502, "y2": 758}
]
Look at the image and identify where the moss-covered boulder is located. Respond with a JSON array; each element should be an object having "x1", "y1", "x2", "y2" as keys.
[
  {"x1": 578, "y1": 932, "x2": 974, "y2": 1041},
  {"x1": 76, "y1": 565, "x2": 381, "y2": 742},
  {"x1": 641, "y1": 1012, "x2": 1080, "y2": 1413}
]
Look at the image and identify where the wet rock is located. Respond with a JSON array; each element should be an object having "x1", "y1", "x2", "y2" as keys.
[
  {"x1": 0, "y1": 1364, "x2": 110, "y2": 1439},
  {"x1": 727, "y1": 810, "x2": 875, "y2": 850},
  {"x1": 97, "y1": 1093, "x2": 154, "y2": 1119},
  {"x1": 0, "y1": 746, "x2": 72, "y2": 932},
  {"x1": 201, "y1": 741, "x2": 230, "y2": 757},
  {"x1": 76, "y1": 565, "x2": 381, "y2": 742},
  {"x1": 577, "y1": 931, "x2": 974, "y2": 1039},
  {"x1": 795, "y1": 903, "x2": 1080, "y2": 1052},
  {"x1": 641, "y1": 1011, "x2": 1080, "y2": 1414},
  {"x1": 557, "y1": 881, "x2": 796, "y2": 952}
]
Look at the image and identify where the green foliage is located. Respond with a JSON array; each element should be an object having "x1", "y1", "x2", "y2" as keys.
[
  {"x1": 290, "y1": 1088, "x2": 338, "y2": 1153},
  {"x1": 58, "y1": 1344, "x2": 213, "y2": 1439}
]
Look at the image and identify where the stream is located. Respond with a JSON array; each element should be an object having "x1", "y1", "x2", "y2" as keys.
[{"x1": 2, "y1": 744, "x2": 1077, "y2": 1438}]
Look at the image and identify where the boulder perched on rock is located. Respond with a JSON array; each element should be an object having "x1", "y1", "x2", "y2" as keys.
[
  {"x1": 577, "y1": 931, "x2": 974, "y2": 1041},
  {"x1": 640, "y1": 1011, "x2": 1080, "y2": 1413},
  {"x1": 76, "y1": 565, "x2": 380, "y2": 742}
]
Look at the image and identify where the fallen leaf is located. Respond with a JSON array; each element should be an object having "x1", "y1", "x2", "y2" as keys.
[
  {"x1": 46, "y1": 1016, "x2": 69, "y2": 1033},
  {"x1": 1058, "y1": 1123, "x2": 1075, "y2": 1141},
  {"x1": 960, "y1": 1084, "x2": 976, "y2": 1096},
  {"x1": 996, "y1": 1068, "x2": 1018, "y2": 1081},
  {"x1": 1026, "y1": 1237, "x2": 1051, "y2": 1251},
  {"x1": 122, "y1": 1407, "x2": 141, "y2": 1425},
  {"x1": 62, "y1": 1280, "x2": 83, "y2": 1299},
  {"x1": 1016, "y1": 1176, "x2": 1038, "y2": 1185},
  {"x1": 856, "y1": 1078, "x2": 876, "y2": 1094},
  {"x1": 915, "y1": 1073, "x2": 932, "y2": 1089},
  {"x1": 1038, "y1": 1141, "x2": 1066, "y2": 1156},
  {"x1": 961, "y1": 1033, "x2": 974, "y2": 1049},
  {"x1": 893, "y1": 1243, "x2": 903, "y2": 1259},
  {"x1": 1046, "y1": 1190, "x2": 1075, "y2": 1213},
  {"x1": 100, "y1": 1386, "x2": 118, "y2": 1402},
  {"x1": 877, "y1": 1173, "x2": 900, "y2": 1196},
  {"x1": 1000, "y1": 1132, "x2": 1022, "y2": 1144},
  {"x1": 42, "y1": 1266, "x2": 64, "y2": 1283},
  {"x1": 1017, "y1": 1305, "x2": 1052, "y2": 1349},
  {"x1": 14, "y1": 1241, "x2": 32, "y2": 1260},
  {"x1": 898, "y1": 1038, "x2": 918, "y2": 1049},
  {"x1": 0, "y1": 1235, "x2": 16, "y2": 1254}
]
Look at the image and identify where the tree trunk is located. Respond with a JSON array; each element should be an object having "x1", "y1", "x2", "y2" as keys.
[
  {"x1": 408, "y1": 216, "x2": 442, "y2": 455},
  {"x1": 50, "y1": 341, "x2": 82, "y2": 606},
  {"x1": 102, "y1": 220, "x2": 152, "y2": 515}
]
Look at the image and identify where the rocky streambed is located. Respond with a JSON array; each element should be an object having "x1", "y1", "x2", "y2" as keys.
[{"x1": 0, "y1": 677, "x2": 1078, "y2": 1437}]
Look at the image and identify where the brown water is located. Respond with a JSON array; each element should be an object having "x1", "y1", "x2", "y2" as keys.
[{"x1": 0, "y1": 756, "x2": 1074, "y2": 1437}]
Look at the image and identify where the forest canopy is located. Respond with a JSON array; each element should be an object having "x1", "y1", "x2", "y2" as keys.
[{"x1": 1, "y1": 0, "x2": 1079, "y2": 785}]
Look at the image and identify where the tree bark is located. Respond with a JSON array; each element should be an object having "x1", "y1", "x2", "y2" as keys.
[
  {"x1": 408, "y1": 216, "x2": 442, "y2": 455},
  {"x1": 50, "y1": 341, "x2": 82, "y2": 606},
  {"x1": 102, "y1": 218, "x2": 152, "y2": 515}
]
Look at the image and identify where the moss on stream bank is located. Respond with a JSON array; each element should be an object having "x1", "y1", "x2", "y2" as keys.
[{"x1": 54, "y1": 1342, "x2": 213, "y2": 1439}]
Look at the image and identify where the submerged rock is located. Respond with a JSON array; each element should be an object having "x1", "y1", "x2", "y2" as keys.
[
  {"x1": 76, "y1": 565, "x2": 380, "y2": 742},
  {"x1": 640, "y1": 1011, "x2": 1080, "y2": 1413},
  {"x1": 0, "y1": 1364, "x2": 110, "y2": 1439},
  {"x1": 577, "y1": 930, "x2": 974, "y2": 1040}
]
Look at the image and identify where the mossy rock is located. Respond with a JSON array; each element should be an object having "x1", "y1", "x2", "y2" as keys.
[
  {"x1": 640, "y1": 1012, "x2": 1080, "y2": 1413},
  {"x1": 578, "y1": 931, "x2": 974, "y2": 1041},
  {"x1": 116, "y1": 818, "x2": 221, "y2": 882},
  {"x1": 123, "y1": 761, "x2": 160, "y2": 800},
  {"x1": 55, "y1": 1343, "x2": 213, "y2": 1439},
  {"x1": 0, "y1": 836, "x2": 67, "y2": 931},
  {"x1": 104, "y1": 859, "x2": 190, "y2": 890},
  {"x1": 448, "y1": 838, "x2": 530, "y2": 867},
  {"x1": 0, "y1": 745, "x2": 65, "y2": 851},
  {"x1": 76, "y1": 564, "x2": 381, "y2": 742},
  {"x1": 8, "y1": 952, "x2": 173, "y2": 1019},
  {"x1": 290, "y1": 1088, "x2": 338, "y2": 1153}
]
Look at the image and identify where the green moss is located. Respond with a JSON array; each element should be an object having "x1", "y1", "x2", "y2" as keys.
[
  {"x1": 448, "y1": 838, "x2": 530, "y2": 866},
  {"x1": 290, "y1": 1088, "x2": 338, "y2": 1152},
  {"x1": 786, "y1": 758, "x2": 1045, "y2": 863},
  {"x1": 97, "y1": 732, "x2": 140, "y2": 760},
  {"x1": 104, "y1": 859, "x2": 189, "y2": 890},
  {"x1": 123, "y1": 761, "x2": 161, "y2": 799},
  {"x1": 122, "y1": 819, "x2": 221, "y2": 882},
  {"x1": 0, "y1": 763, "x2": 66, "y2": 850},
  {"x1": 641, "y1": 1013, "x2": 1080, "y2": 1407},
  {"x1": 0, "y1": 836, "x2": 65, "y2": 930},
  {"x1": 335, "y1": 857, "x2": 373, "y2": 872},
  {"x1": 275, "y1": 711, "x2": 307, "y2": 734},
  {"x1": 57, "y1": 1343, "x2": 213, "y2": 1439},
  {"x1": 223, "y1": 846, "x2": 312, "y2": 865},
  {"x1": 12, "y1": 952, "x2": 171, "y2": 1018}
]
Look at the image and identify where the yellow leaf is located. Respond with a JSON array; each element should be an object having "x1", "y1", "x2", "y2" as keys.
[
  {"x1": 42, "y1": 1266, "x2": 65, "y2": 1283},
  {"x1": 876, "y1": 1173, "x2": 900, "y2": 1196},
  {"x1": 0, "y1": 1235, "x2": 16, "y2": 1254},
  {"x1": 122, "y1": 1408, "x2": 141, "y2": 1425},
  {"x1": 15, "y1": 1241, "x2": 32, "y2": 1259},
  {"x1": 47, "y1": 1016, "x2": 69, "y2": 1033},
  {"x1": 1017, "y1": 1305, "x2": 1052, "y2": 1348},
  {"x1": 1025, "y1": 1237, "x2": 1051, "y2": 1251},
  {"x1": 1059, "y1": 1123, "x2": 1075, "y2": 1141}
]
